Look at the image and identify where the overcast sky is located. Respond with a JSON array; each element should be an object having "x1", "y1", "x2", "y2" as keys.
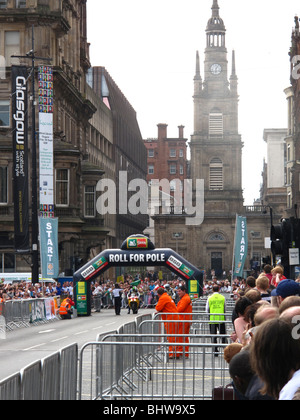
[{"x1": 87, "y1": 0, "x2": 300, "y2": 205}]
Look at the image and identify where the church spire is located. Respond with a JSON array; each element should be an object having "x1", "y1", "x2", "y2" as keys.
[
  {"x1": 212, "y1": 0, "x2": 220, "y2": 17},
  {"x1": 194, "y1": 51, "x2": 202, "y2": 94},
  {"x1": 206, "y1": 0, "x2": 226, "y2": 48},
  {"x1": 231, "y1": 50, "x2": 237, "y2": 77},
  {"x1": 230, "y1": 50, "x2": 238, "y2": 94},
  {"x1": 194, "y1": 51, "x2": 201, "y2": 80}
]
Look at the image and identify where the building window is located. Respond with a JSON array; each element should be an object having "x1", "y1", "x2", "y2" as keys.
[
  {"x1": 179, "y1": 149, "x2": 184, "y2": 158},
  {"x1": 16, "y1": 0, "x2": 26, "y2": 7},
  {"x1": 0, "y1": 253, "x2": 15, "y2": 273},
  {"x1": 84, "y1": 186, "x2": 96, "y2": 217},
  {"x1": 0, "y1": 1, "x2": 7, "y2": 9},
  {"x1": 0, "y1": 100, "x2": 10, "y2": 127},
  {"x1": 209, "y1": 158, "x2": 223, "y2": 190},
  {"x1": 0, "y1": 167, "x2": 8, "y2": 204},
  {"x1": 170, "y1": 149, "x2": 176, "y2": 158},
  {"x1": 170, "y1": 164, "x2": 176, "y2": 175},
  {"x1": 208, "y1": 232, "x2": 225, "y2": 241},
  {"x1": 148, "y1": 149, "x2": 154, "y2": 158},
  {"x1": 179, "y1": 165, "x2": 184, "y2": 175},
  {"x1": 5, "y1": 31, "x2": 20, "y2": 66},
  {"x1": 55, "y1": 169, "x2": 69, "y2": 206},
  {"x1": 209, "y1": 113, "x2": 223, "y2": 137},
  {"x1": 148, "y1": 164, "x2": 154, "y2": 175}
]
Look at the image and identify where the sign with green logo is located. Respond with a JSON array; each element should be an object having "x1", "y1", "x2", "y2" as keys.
[{"x1": 75, "y1": 281, "x2": 90, "y2": 316}]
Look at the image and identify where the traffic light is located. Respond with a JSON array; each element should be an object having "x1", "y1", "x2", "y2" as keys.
[{"x1": 271, "y1": 218, "x2": 291, "y2": 267}]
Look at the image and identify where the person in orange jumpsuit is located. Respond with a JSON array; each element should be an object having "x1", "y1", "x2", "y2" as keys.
[
  {"x1": 176, "y1": 285, "x2": 193, "y2": 358},
  {"x1": 155, "y1": 287, "x2": 180, "y2": 358}
]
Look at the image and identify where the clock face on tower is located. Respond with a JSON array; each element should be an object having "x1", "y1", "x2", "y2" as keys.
[{"x1": 210, "y1": 63, "x2": 222, "y2": 75}]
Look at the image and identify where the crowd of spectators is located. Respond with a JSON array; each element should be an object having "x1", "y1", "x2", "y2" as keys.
[
  {"x1": 91, "y1": 273, "x2": 182, "y2": 310},
  {"x1": 217, "y1": 264, "x2": 300, "y2": 401},
  {"x1": 0, "y1": 280, "x2": 73, "y2": 302},
  {"x1": 2, "y1": 263, "x2": 300, "y2": 399}
]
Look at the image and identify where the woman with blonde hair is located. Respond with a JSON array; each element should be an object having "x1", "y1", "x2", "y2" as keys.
[{"x1": 271, "y1": 265, "x2": 286, "y2": 287}]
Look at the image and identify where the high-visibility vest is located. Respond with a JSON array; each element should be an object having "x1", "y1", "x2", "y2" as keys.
[
  {"x1": 59, "y1": 299, "x2": 71, "y2": 315},
  {"x1": 208, "y1": 293, "x2": 225, "y2": 323}
]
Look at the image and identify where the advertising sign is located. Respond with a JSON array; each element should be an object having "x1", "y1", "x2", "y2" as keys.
[
  {"x1": 39, "y1": 217, "x2": 59, "y2": 279},
  {"x1": 38, "y1": 66, "x2": 54, "y2": 218},
  {"x1": 233, "y1": 216, "x2": 248, "y2": 278},
  {"x1": 74, "y1": 235, "x2": 203, "y2": 294},
  {"x1": 11, "y1": 66, "x2": 30, "y2": 252},
  {"x1": 74, "y1": 281, "x2": 91, "y2": 316}
]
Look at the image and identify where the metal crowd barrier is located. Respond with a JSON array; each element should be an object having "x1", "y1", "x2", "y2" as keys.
[
  {"x1": 0, "y1": 311, "x2": 234, "y2": 400},
  {"x1": 0, "y1": 298, "x2": 59, "y2": 331},
  {"x1": 78, "y1": 312, "x2": 233, "y2": 400},
  {"x1": 78, "y1": 338, "x2": 232, "y2": 400},
  {"x1": 0, "y1": 343, "x2": 78, "y2": 400}
]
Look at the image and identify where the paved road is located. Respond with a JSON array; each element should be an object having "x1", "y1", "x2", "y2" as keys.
[{"x1": 0, "y1": 308, "x2": 155, "y2": 381}]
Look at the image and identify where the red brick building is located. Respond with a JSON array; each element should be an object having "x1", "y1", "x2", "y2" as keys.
[{"x1": 144, "y1": 123, "x2": 189, "y2": 194}]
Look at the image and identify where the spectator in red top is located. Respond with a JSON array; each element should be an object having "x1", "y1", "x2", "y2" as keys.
[
  {"x1": 271, "y1": 266, "x2": 286, "y2": 287},
  {"x1": 262, "y1": 264, "x2": 273, "y2": 285}
]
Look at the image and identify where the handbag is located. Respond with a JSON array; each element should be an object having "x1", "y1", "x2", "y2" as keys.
[{"x1": 212, "y1": 384, "x2": 237, "y2": 400}]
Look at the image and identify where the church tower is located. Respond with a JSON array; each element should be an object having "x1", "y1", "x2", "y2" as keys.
[
  {"x1": 154, "y1": 0, "x2": 259, "y2": 278},
  {"x1": 190, "y1": 0, "x2": 243, "y2": 215}
]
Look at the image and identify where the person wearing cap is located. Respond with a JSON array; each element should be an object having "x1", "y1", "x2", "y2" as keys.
[{"x1": 271, "y1": 279, "x2": 300, "y2": 307}]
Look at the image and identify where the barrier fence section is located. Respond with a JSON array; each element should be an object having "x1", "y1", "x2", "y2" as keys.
[
  {"x1": 0, "y1": 297, "x2": 59, "y2": 333},
  {"x1": 78, "y1": 338, "x2": 232, "y2": 400},
  {"x1": 0, "y1": 299, "x2": 235, "y2": 400},
  {"x1": 78, "y1": 311, "x2": 233, "y2": 400},
  {"x1": 0, "y1": 343, "x2": 78, "y2": 400}
]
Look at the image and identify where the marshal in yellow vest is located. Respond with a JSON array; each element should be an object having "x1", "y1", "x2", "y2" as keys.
[{"x1": 208, "y1": 293, "x2": 225, "y2": 323}]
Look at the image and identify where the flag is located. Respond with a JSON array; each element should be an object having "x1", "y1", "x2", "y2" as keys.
[
  {"x1": 39, "y1": 217, "x2": 59, "y2": 278},
  {"x1": 233, "y1": 216, "x2": 248, "y2": 278},
  {"x1": 12, "y1": 66, "x2": 30, "y2": 252},
  {"x1": 131, "y1": 279, "x2": 141, "y2": 287}
]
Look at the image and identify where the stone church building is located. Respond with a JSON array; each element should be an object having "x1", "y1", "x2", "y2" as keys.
[{"x1": 153, "y1": 0, "x2": 279, "y2": 278}]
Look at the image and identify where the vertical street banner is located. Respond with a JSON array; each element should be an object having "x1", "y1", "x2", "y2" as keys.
[
  {"x1": 39, "y1": 217, "x2": 59, "y2": 279},
  {"x1": 38, "y1": 66, "x2": 54, "y2": 218},
  {"x1": 233, "y1": 215, "x2": 248, "y2": 278},
  {"x1": 12, "y1": 66, "x2": 30, "y2": 252}
]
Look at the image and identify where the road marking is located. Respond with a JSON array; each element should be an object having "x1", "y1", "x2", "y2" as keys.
[
  {"x1": 92, "y1": 326, "x2": 104, "y2": 330},
  {"x1": 105, "y1": 322, "x2": 116, "y2": 326},
  {"x1": 38, "y1": 329, "x2": 55, "y2": 334},
  {"x1": 74, "y1": 330, "x2": 89, "y2": 335},
  {"x1": 50, "y1": 336, "x2": 69, "y2": 343},
  {"x1": 23, "y1": 343, "x2": 46, "y2": 351}
]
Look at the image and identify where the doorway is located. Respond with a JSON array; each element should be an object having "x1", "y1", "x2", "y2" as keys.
[{"x1": 211, "y1": 252, "x2": 223, "y2": 279}]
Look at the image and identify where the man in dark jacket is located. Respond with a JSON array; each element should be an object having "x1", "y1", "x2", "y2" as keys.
[{"x1": 229, "y1": 350, "x2": 274, "y2": 400}]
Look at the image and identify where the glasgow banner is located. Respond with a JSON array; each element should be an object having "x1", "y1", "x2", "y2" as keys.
[
  {"x1": 12, "y1": 66, "x2": 30, "y2": 252},
  {"x1": 39, "y1": 217, "x2": 59, "y2": 278},
  {"x1": 38, "y1": 66, "x2": 54, "y2": 218},
  {"x1": 233, "y1": 216, "x2": 248, "y2": 278}
]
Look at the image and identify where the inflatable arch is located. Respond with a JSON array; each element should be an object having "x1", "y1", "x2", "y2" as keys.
[{"x1": 73, "y1": 235, "x2": 203, "y2": 315}]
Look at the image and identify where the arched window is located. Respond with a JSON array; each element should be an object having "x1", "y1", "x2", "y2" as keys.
[
  {"x1": 208, "y1": 232, "x2": 225, "y2": 241},
  {"x1": 209, "y1": 158, "x2": 223, "y2": 190}
]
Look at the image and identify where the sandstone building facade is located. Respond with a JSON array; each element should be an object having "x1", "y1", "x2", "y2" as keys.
[{"x1": 0, "y1": 0, "x2": 147, "y2": 276}]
